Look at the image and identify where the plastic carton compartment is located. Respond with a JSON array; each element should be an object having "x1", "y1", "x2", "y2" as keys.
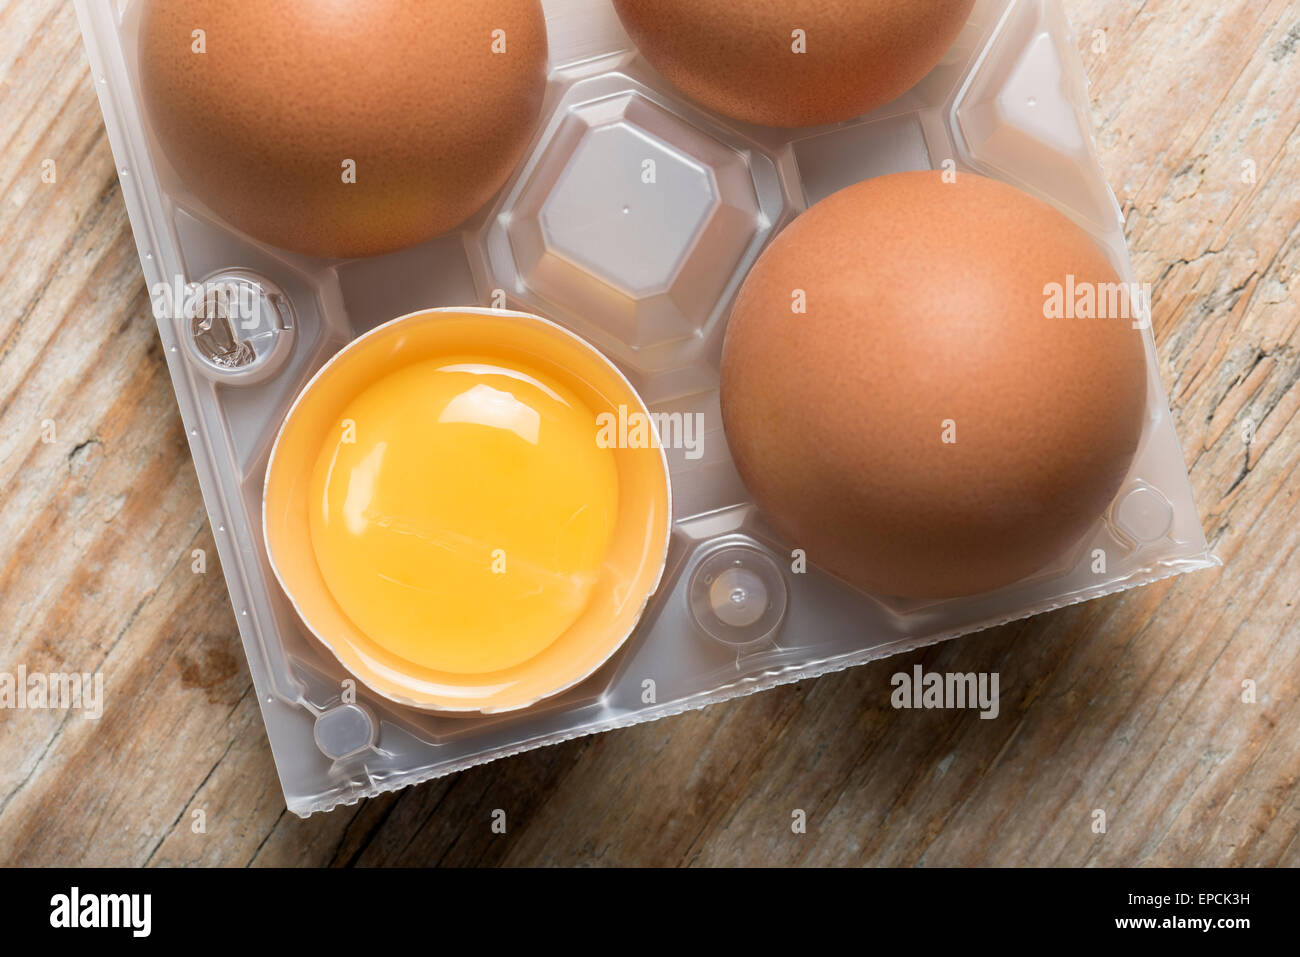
[{"x1": 75, "y1": 0, "x2": 1215, "y2": 815}]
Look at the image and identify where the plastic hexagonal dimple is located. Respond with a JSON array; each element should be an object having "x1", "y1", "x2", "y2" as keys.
[
  {"x1": 497, "y1": 82, "x2": 779, "y2": 373},
  {"x1": 541, "y1": 120, "x2": 718, "y2": 300}
]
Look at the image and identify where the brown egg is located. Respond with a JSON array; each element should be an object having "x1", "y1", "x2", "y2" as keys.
[
  {"x1": 611, "y1": 0, "x2": 974, "y2": 127},
  {"x1": 138, "y1": 0, "x2": 548, "y2": 259},
  {"x1": 720, "y1": 171, "x2": 1149, "y2": 599}
]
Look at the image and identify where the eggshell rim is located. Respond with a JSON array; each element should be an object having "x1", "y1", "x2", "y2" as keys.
[{"x1": 262, "y1": 305, "x2": 673, "y2": 715}]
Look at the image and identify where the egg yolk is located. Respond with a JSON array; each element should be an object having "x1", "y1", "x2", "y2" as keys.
[{"x1": 308, "y1": 355, "x2": 619, "y2": 675}]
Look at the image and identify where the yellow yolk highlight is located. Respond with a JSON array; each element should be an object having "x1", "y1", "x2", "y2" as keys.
[{"x1": 308, "y1": 355, "x2": 619, "y2": 675}]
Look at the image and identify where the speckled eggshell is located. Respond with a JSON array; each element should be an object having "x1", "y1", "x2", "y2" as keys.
[
  {"x1": 611, "y1": 0, "x2": 975, "y2": 128},
  {"x1": 138, "y1": 0, "x2": 548, "y2": 259},
  {"x1": 719, "y1": 171, "x2": 1149, "y2": 599}
]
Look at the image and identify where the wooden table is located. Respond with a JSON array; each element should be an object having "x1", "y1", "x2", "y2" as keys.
[{"x1": 1, "y1": 0, "x2": 1296, "y2": 867}]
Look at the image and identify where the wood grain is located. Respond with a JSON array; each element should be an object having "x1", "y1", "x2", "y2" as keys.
[{"x1": 1, "y1": 0, "x2": 1296, "y2": 866}]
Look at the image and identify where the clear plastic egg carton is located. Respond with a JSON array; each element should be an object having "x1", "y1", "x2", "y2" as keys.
[{"x1": 77, "y1": 0, "x2": 1215, "y2": 815}]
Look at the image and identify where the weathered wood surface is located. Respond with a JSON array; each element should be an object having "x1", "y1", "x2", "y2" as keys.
[{"x1": 0, "y1": 0, "x2": 1296, "y2": 866}]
